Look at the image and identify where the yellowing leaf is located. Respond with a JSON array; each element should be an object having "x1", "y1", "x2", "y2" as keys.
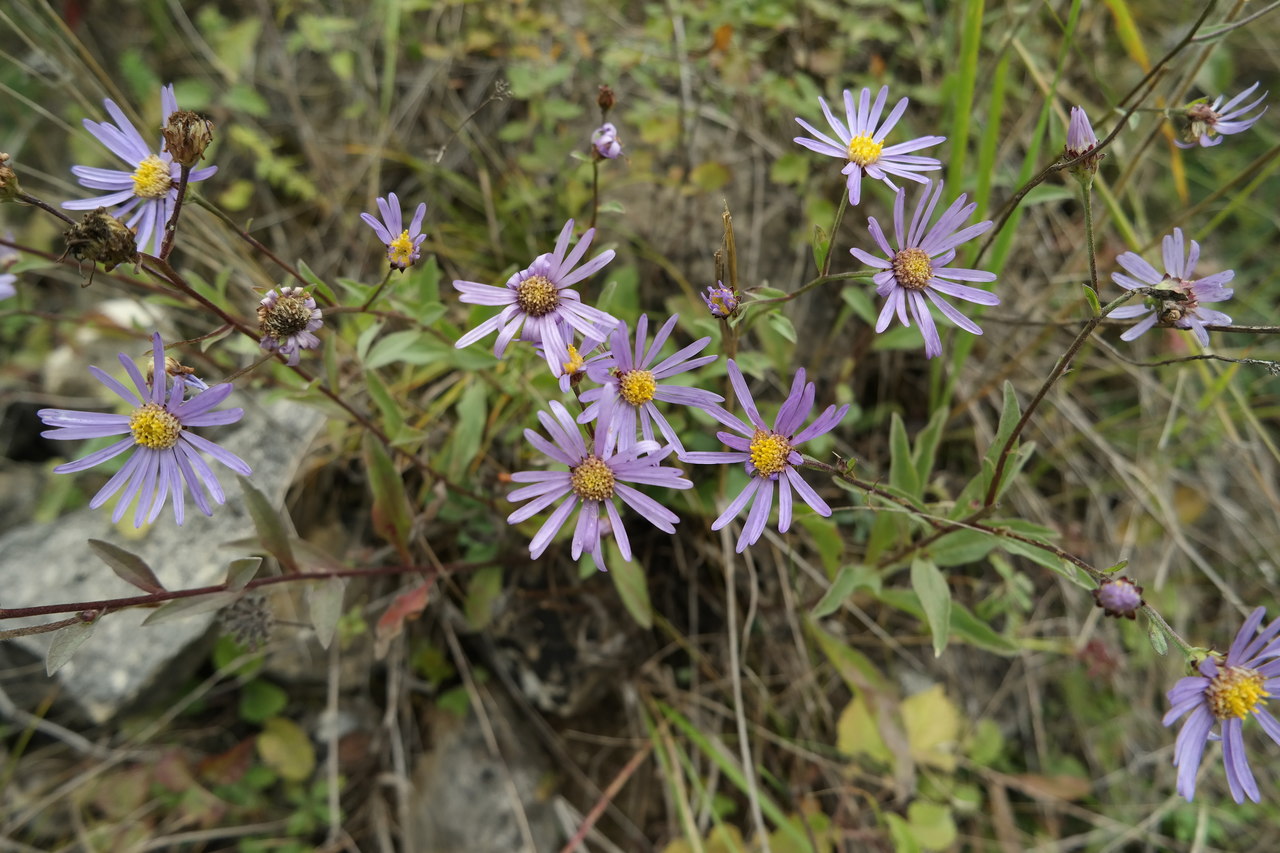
[
  {"x1": 906, "y1": 801, "x2": 957, "y2": 851},
  {"x1": 902, "y1": 685, "x2": 960, "y2": 772},
  {"x1": 836, "y1": 696, "x2": 891, "y2": 764},
  {"x1": 256, "y1": 717, "x2": 315, "y2": 782}
]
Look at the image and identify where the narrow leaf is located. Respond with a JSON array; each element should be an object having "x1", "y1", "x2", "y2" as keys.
[
  {"x1": 143, "y1": 592, "x2": 240, "y2": 626},
  {"x1": 1148, "y1": 620, "x2": 1169, "y2": 656},
  {"x1": 463, "y1": 566, "x2": 503, "y2": 631},
  {"x1": 811, "y1": 564, "x2": 877, "y2": 618},
  {"x1": 307, "y1": 577, "x2": 346, "y2": 649},
  {"x1": 911, "y1": 407, "x2": 948, "y2": 490},
  {"x1": 46, "y1": 618, "x2": 98, "y2": 675},
  {"x1": 911, "y1": 558, "x2": 952, "y2": 657},
  {"x1": 363, "y1": 433, "x2": 413, "y2": 554},
  {"x1": 889, "y1": 412, "x2": 921, "y2": 498},
  {"x1": 88, "y1": 539, "x2": 165, "y2": 593},
  {"x1": 238, "y1": 476, "x2": 298, "y2": 574},
  {"x1": 226, "y1": 557, "x2": 262, "y2": 591},
  {"x1": 609, "y1": 546, "x2": 653, "y2": 629}
]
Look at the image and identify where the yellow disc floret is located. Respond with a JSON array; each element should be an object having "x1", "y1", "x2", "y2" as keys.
[
  {"x1": 516, "y1": 274, "x2": 560, "y2": 317},
  {"x1": 562, "y1": 345, "x2": 585, "y2": 376},
  {"x1": 129, "y1": 402, "x2": 182, "y2": 450},
  {"x1": 387, "y1": 229, "x2": 416, "y2": 269},
  {"x1": 131, "y1": 154, "x2": 173, "y2": 200},
  {"x1": 570, "y1": 455, "x2": 615, "y2": 501},
  {"x1": 749, "y1": 428, "x2": 792, "y2": 478},
  {"x1": 892, "y1": 247, "x2": 933, "y2": 290},
  {"x1": 1207, "y1": 665, "x2": 1269, "y2": 720},
  {"x1": 618, "y1": 369, "x2": 657, "y2": 406},
  {"x1": 847, "y1": 134, "x2": 884, "y2": 167}
]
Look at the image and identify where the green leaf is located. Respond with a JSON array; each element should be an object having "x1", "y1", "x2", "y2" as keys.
[
  {"x1": 889, "y1": 413, "x2": 921, "y2": 498},
  {"x1": 811, "y1": 224, "x2": 830, "y2": 272},
  {"x1": 1082, "y1": 283, "x2": 1101, "y2": 316},
  {"x1": 239, "y1": 679, "x2": 287, "y2": 724},
  {"x1": 906, "y1": 801, "x2": 957, "y2": 851},
  {"x1": 811, "y1": 564, "x2": 877, "y2": 618},
  {"x1": 363, "y1": 371, "x2": 407, "y2": 439},
  {"x1": 911, "y1": 558, "x2": 951, "y2": 657},
  {"x1": 363, "y1": 433, "x2": 413, "y2": 553},
  {"x1": 143, "y1": 592, "x2": 240, "y2": 626},
  {"x1": 927, "y1": 529, "x2": 999, "y2": 567},
  {"x1": 226, "y1": 557, "x2": 262, "y2": 591},
  {"x1": 463, "y1": 566, "x2": 503, "y2": 631},
  {"x1": 46, "y1": 618, "x2": 98, "y2": 675},
  {"x1": 257, "y1": 717, "x2": 315, "y2": 782},
  {"x1": 797, "y1": 514, "x2": 843, "y2": 574},
  {"x1": 985, "y1": 381, "x2": 1021, "y2": 467},
  {"x1": 609, "y1": 543, "x2": 653, "y2": 629},
  {"x1": 307, "y1": 577, "x2": 346, "y2": 650},
  {"x1": 238, "y1": 476, "x2": 298, "y2": 573},
  {"x1": 911, "y1": 406, "x2": 948, "y2": 490},
  {"x1": 445, "y1": 381, "x2": 488, "y2": 482},
  {"x1": 1148, "y1": 620, "x2": 1169, "y2": 656},
  {"x1": 88, "y1": 539, "x2": 165, "y2": 593},
  {"x1": 766, "y1": 312, "x2": 797, "y2": 344}
]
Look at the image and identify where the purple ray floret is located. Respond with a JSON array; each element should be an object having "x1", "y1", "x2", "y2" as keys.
[
  {"x1": 578, "y1": 313, "x2": 723, "y2": 455},
  {"x1": 683, "y1": 360, "x2": 849, "y2": 553},
  {"x1": 37, "y1": 333, "x2": 251, "y2": 527},
  {"x1": 507, "y1": 395, "x2": 692, "y2": 572},
  {"x1": 63, "y1": 84, "x2": 218, "y2": 256},
  {"x1": 1164, "y1": 607, "x2": 1280, "y2": 803},
  {"x1": 849, "y1": 180, "x2": 998, "y2": 358},
  {"x1": 1177, "y1": 82, "x2": 1268, "y2": 149}
]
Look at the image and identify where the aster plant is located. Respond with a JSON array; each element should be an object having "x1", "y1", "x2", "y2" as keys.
[
  {"x1": 63, "y1": 84, "x2": 218, "y2": 256},
  {"x1": 360, "y1": 192, "x2": 428, "y2": 271},
  {"x1": 683, "y1": 360, "x2": 849, "y2": 553},
  {"x1": 454, "y1": 219, "x2": 619, "y2": 375},
  {"x1": 1106, "y1": 228, "x2": 1234, "y2": 346},
  {"x1": 1177, "y1": 82, "x2": 1268, "y2": 149},
  {"x1": 1164, "y1": 607, "x2": 1280, "y2": 803},
  {"x1": 578, "y1": 314, "x2": 723, "y2": 455},
  {"x1": 849, "y1": 181, "x2": 998, "y2": 359},
  {"x1": 507, "y1": 397, "x2": 692, "y2": 572},
  {"x1": 794, "y1": 86, "x2": 945, "y2": 206},
  {"x1": 258, "y1": 286, "x2": 323, "y2": 365},
  {"x1": 37, "y1": 333, "x2": 251, "y2": 527}
]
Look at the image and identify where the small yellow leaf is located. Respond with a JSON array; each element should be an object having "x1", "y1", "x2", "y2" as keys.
[
  {"x1": 902, "y1": 685, "x2": 960, "y2": 772},
  {"x1": 836, "y1": 696, "x2": 891, "y2": 764},
  {"x1": 256, "y1": 717, "x2": 315, "y2": 782}
]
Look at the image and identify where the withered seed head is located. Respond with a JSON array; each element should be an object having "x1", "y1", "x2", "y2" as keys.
[
  {"x1": 162, "y1": 110, "x2": 214, "y2": 168},
  {"x1": 63, "y1": 208, "x2": 139, "y2": 274},
  {"x1": 0, "y1": 153, "x2": 21, "y2": 202}
]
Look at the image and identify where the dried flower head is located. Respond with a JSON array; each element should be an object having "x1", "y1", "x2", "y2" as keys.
[
  {"x1": 1177, "y1": 83, "x2": 1268, "y2": 148},
  {"x1": 63, "y1": 207, "x2": 139, "y2": 273},
  {"x1": 220, "y1": 594, "x2": 274, "y2": 651},
  {"x1": 258, "y1": 287, "x2": 323, "y2": 366},
  {"x1": 161, "y1": 109, "x2": 214, "y2": 168},
  {"x1": 1164, "y1": 608, "x2": 1280, "y2": 802},
  {"x1": 1092, "y1": 576, "x2": 1144, "y2": 619},
  {"x1": 0, "y1": 152, "x2": 21, "y2": 202},
  {"x1": 597, "y1": 85, "x2": 616, "y2": 113},
  {"x1": 1107, "y1": 228, "x2": 1234, "y2": 346}
]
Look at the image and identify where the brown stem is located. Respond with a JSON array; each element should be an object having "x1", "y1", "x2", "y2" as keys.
[
  {"x1": 17, "y1": 191, "x2": 77, "y2": 226},
  {"x1": 159, "y1": 164, "x2": 191, "y2": 261}
]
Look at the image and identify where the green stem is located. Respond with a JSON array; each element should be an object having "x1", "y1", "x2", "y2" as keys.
[
  {"x1": 361, "y1": 268, "x2": 396, "y2": 311},
  {"x1": 819, "y1": 191, "x2": 849, "y2": 278}
]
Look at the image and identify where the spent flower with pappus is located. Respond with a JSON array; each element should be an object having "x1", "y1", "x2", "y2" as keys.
[
  {"x1": 794, "y1": 86, "x2": 944, "y2": 206},
  {"x1": 578, "y1": 314, "x2": 723, "y2": 455},
  {"x1": 592, "y1": 122, "x2": 623, "y2": 159},
  {"x1": 454, "y1": 219, "x2": 619, "y2": 375},
  {"x1": 850, "y1": 180, "x2": 998, "y2": 358},
  {"x1": 1164, "y1": 607, "x2": 1280, "y2": 803},
  {"x1": 1177, "y1": 82, "x2": 1268, "y2": 148},
  {"x1": 1107, "y1": 228, "x2": 1233, "y2": 346},
  {"x1": 37, "y1": 333, "x2": 251, "y2": 527},
  {"x1": 507, "y1": 395, "x2": 692, "y2": 572},
  {"x1": 63, "y1": 84, "x2": 218, "y2": 256},
  {"x1": 258, "y1": 287, "x2": 323, "y2": 366},
  {"x1": 360, "y1": 192, "x2": 427, "y2": 271},
  {"x1": 702, "y1": 282, "x2": 738, "y2": 319},
  {"x1": 684, "y1": 360, "x2": 849, "y2": 553},
  {"x1": 1065, "y1": 106, "x2": 1103, "y2": 178}
]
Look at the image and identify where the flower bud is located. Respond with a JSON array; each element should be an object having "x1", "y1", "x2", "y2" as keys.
[
  {"x1": 702, "y1": 281, "x2": 739, "y2": 319},
  {"x1": 1092, "y1": 576, "x2": 1144, "y2": 620},
  {"x1": 63, "y1": 208, "x2": 139, "y2": 273},
  {"x1": 1065, "y1": 106, "x2": 1103, "y2": 180},
  {"x1": 597, "y1": 85, "x2": 616, "y2": 113},
  {"x1": 162, "y1": 110, "x2": 214, "y2": 168}
]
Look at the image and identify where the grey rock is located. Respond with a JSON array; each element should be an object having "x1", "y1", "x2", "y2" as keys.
[{"x1": 0, "y1": 397, "x2": 326, "y2": 723}]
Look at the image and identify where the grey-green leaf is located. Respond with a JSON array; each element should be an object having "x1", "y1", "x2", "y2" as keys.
[
  {"x1": 88, "y1": 539, "x2": 165, "y2": 594},
  {"x1": 911, "y1": 558, "x2": 952, "y2": 657},
  {"x1": 46, "y1": 618, "x2": 99, "y2": 675}
]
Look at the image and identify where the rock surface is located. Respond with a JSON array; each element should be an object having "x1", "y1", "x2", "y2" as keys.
[{"x1": 0, "y1": 396, "x2": 326, "y2": 723}]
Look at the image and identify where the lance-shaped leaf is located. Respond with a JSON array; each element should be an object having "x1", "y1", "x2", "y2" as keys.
[
  {"x1": 363, "y1": 433, "x2": 412, "y2": 555},
  {"x1": 307, "y1": 576, "x2": 346, "y2": 650},
  {"x1": 238, "y1": 476, "x2": 299, "y2": 574},
  {"x1": 88, "y1": 539, "x2": 165, "y2": 594},
  {"x1": 47, "y1": 617, "x2": 99, "y2": 675},
  {"x1": 226, "y1": 557, "x2": 263, "y2": 592}
]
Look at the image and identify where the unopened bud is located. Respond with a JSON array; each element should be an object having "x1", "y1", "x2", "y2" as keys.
[
  {"x1": 1092, "y1": 576, "x2": 1144, "y2": 620},
  {"x1": 63, "y1": 208, "x2": 138, "y2": 273},
  {"x1": 162, "y1": 110, "x2": 214, "y2": 168},
  {"x1": 702, "y1": 281, "x2": 739, "y2": 319},
  {"x1": 0, "y1": 153, "x2": 21, "y2": 202},
  {"x1": 1065, "y1": 107, "x2": 1103, "y2": 181},
  {"x1": 597, "y1": 85, "x2": 616, "y2": 113}
]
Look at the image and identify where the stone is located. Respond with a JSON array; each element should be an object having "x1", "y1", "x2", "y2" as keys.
[{"x1": 0, "y1": 397, "x2": 325, "y2": 723}]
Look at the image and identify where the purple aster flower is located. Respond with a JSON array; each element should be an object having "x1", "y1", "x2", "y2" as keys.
[
  {"x1": 0, "y1": 238, "x2": 17, "y2": 301},
  {"x1": 849, "y1": 180, "x2": 998, "y2": 359},
  {"x1": 702, "y1": 281, "x2": 738, "y2": 319},
  {"x1": 37, "y1": 333, "x2": 252, "y2": 527},
  {"x1": 591, "y1": 122, "x2": 623, "y2": 159},
  {"x1": 1177, "y1": 82, "x2": 1268, "y2": 149},
  {"x1": 507, "y1": 396, "x2": 692, "y2": 572},
  {"x1": 1065, "y1": 106, "x2": 1103, "y2": 175},
  {"x1": 553, "y1": 331, "x2": 610, "y2": 393},
  {"x1": 683, "y1": 360, "x2": 849, "y2": 553},
  {"x1": 360, "y1": 192, "x2": 427, "y2": 271},
  {"x1": 1107, "y1": 228, "x2": 1234, "y2": 346},
  {"x1": 794, "y1": 86, "x2": 945, "y2": 206},
  {"x1": 453, "y1": 219, "x2": 620, "y2": 375},
  {"x1": 63, "y1": 84, "x2": 218, "y2": 256},
  {"x1": 578, "y1": 314, "x2": 723, "y2": 455},
  {"x1": 1164, "y1": 607, "x2": 1280, "y2": 803},
  {"x1": 258, "y1": 286, "x2": 323, "y2": 366}
]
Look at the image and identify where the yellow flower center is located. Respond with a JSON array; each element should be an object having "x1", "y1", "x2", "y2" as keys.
[
  {"x1": 617, "y1": 369, "x2": 657, "y2": 406},
  {"x1": 131, "y1": 154, "x2": 173, "y2": 200},
  {"x1": 892, "y1": 247, "x2": 933, "y2": 290},
  {"x1": 562, "y1": 345, "x2": 585, "y2": 376},
  {"x1": 846, "y1": 134, "x2": 884, "y2": 167},
  {"x1": 570, "y1": 455, "x2": 615, "y2": 501},
  {"x1": 515, "y1": 274, "x2": 560, "y2": 317},
  {"x1": 387, "y1": 229, "x2": 416, "y2": 269},
  {"x1": 749, "y1": 428, "x2": 792, "y2": 478},
  {"x1": 129, "y1": 402, "x2": 181, "y2": 450},
  {"x1": 1207, "y1": 665, "x2": 1269, "y2": 720}
]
